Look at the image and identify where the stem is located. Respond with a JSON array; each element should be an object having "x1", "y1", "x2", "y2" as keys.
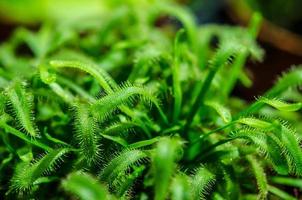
[
  {"x1": 192, "y1": 121, "x2": 236, "y2": 145},
  {"x1": 223, "y1": 51, "x2": 248, "y2": 98},
  {"x1": 183, "y1": 44, "x2": 236, "y2": 134},
  {"x1": 1, "y1": 123, "x2": 52, "y2": 151},
  {"x1": 248, "y1": 12, "x2": 263, "y2": 39},
  {"x1": 57, "y1": 76, "x2": 95, "y2": 103},
  {"x1": 183, "y1": 69, "x2": 216, "y2": 133},
  {"x1": 172, "y1": 29, "x2": 184, "y2": 122},
  {"x1": 268, "y1": 185, "x2": 296, "y2": 200},
  {"x1": 49, "y1": 83, "x2": 74, "y2": 104},
  {"x1": 44, "y1": 132, "x2": 71, "y2": 147}
]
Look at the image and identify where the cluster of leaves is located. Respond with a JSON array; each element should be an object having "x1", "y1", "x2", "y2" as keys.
[{"x1": 0, "y1": 0, "x2": 302, "y2": 199}]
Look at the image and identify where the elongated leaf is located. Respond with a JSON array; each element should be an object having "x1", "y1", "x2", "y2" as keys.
[
  {"x1": 205, "y1": 101, "x2": 232, "y2": 123},
  {"x1": 191, "y1": 166, "x2": 215, "y2": 200},
  {"x1": 50, "y1": 60, "x2": 117, "y2": 93},
  {"x1": 74, "y1": 102, "x2": 100, "y2": 164},
  {"x1": 171, "y1": 173, "x2": 192, "y2": 200},
  {"x1": 10, "y1": 148, "x2": 69, "y2": 192},
  {"x1": 259, "y1": 97, "x2": 302, "y2": 111},
  {"x1": 153, "y1": 137, "x2": 183, "y2": 200},
  {"x1": 5, "y1": 81, "x2": 38, "y2": 137},
  {"x1": 271, "y1": 176, "x2": 302, "y2": 189},
  {"x1": 99, "y1": 149, "x2": 147, "y2": 183},
  {"x1": 246, "y1": 156, "x2": 268, "y2": 200},
  {"x1": 62, "y1": 172, "x2": 114, "y2": 200}
]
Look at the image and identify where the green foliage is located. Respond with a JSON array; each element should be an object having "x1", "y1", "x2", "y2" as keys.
[
  {"x1": 152, "y1": 137, "x2": 183, "y2": 200},
  {"x1": 73, "y1": 102, "x2": 100, "y2": 165},
  {"x1": 62, "y1": 171, "x2": 114, "y2": 200},
  {"x1": 259, "y1": 97, "x2": 302, "y2": 111},
  {"x1": 246, "y1": 156, "x2": 268, "y2": 200},
  {"x1": 0, "y1": 1, "x2": 302, "y2": 199},
  {"x1": 191, "y1": 166, "x2": 215, "y2": 200},
  {"x1": 5, "y1": 80, "x2": 38, "y2": 137},
  {"x1": 10, "y1": 148, "x2": 69, "y2": 193},
  {"x1": 171, "y1": 173, "x2": 191, "y2": 200},
  {"x1": 99, "y1": 149, "x2": 147, "y2": 184}
]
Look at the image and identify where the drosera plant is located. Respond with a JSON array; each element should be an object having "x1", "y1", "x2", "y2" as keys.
[{"x1": 0, "y1": 0, "x2": 302, "y2": 199}]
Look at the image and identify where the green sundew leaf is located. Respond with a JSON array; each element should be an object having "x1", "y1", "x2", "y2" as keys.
[
  {"x1": 222, "y1": 166, "x2": 240, "y2": 199},
  {"x1": 198, "y1": 25, "x2": 263, "y2": 98},
  {"x1": 171, "y1": 173, "x2": 192, "y2": 200},
  {"x1": 230, "y1": 128, "x2": 289, "y2": 175},
  {"x1": 259, "y1": 97, "x2": 302, "y2": 111},
  {"x1": 191, "y1": 166, "x2": 215, "y2": 200},
  {"x1": 205, "y1": 101, "x2": 232, "y2": 123},
  {"x1": 229, "y1": 128, "x2": 267, "y2": 147},
  {"x1": 232, "y1": 118, "x2": 302, "y2": 176},
  {"x1": 265, "y1": 134, "x2": 289, "y2": 175},
  {"x1": 205, "y1": 25, "x2": 264, "y2": 62},
  {"x1": 268, "y1": 185, "x2": 296, "y2": 200},
  {"x1": 153, "y1": 137, "x2": 183, "y2": 200},
  {"x1": 237, "y1": 118, "x2": 273, "y2": 130},
  {"x1": 62, "y1": 172, "x2": 114, "y2": 200},
  {"x1": 223, "y1": 51, "x2": 249, "y2": 97},
  {"x1": 184, "y1": 40, "x2": 243, "y2": 132},
  {"x1": 10, "y1": 148, "x2": 69, "y2": 192},
  {"x1": 269, "y1": 66, "x2": 302, "y2": 97},
  {"x1": 5, "y1": 81, "x2": 38, "y2": 137},
  {"x1": 271, "y1": 177, "x2": 302, "y2": 189},
  {"x1": 33, "y1": 176, "x2": 58, "y2": 185},
  {"x1": 115, "y1": 165, "x2": 145, "y2": 197},
  {"x1": 253, "y1": 120, "x2": 302, "y2": 175},
  {"x1": 237, "y1": 66, "x2": 302, "y2": 117},
  {"x1": 74, "y1": 102, "x2": 100, "y2": 165},
  {"x1": 99, "y1": 149, "x2": 147, "y2": 183},
  {"x1": 246, "y1": 156, "x2": 268, "y2": 200},
  {"x1": 91, "y1": 84, "x2": 167, "y2": 123},
  {"x1": 278, "y1": 125, "x2": 302, "y2": 175},
  {"x1": 217, "y1": 13, "x2": 263, "y2": 97},
  {"x1": 49, "y1": 60, "x2": 117, "y2": 93}
]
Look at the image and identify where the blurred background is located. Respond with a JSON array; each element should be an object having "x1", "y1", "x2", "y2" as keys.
[{"x1": 0, "y1": 0, "x2": 302, "y2": 100}]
